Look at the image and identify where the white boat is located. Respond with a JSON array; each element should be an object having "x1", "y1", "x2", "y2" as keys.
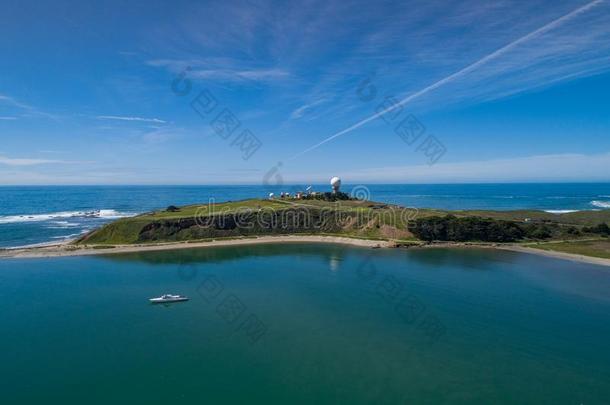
[{"x1": 149, "y1": 294, "x2": 189, "y2": 304}]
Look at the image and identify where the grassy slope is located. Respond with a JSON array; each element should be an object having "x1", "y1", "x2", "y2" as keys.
[
  {"x1": 525, "y1": 239, "x2": 610, "y2": 259},
  {"x1": 456, "y1": 209, "x2": 610, "y2": 226},
  {"x1": 81, "y1": 200, "x2": 290, "y2": 244},
  {"x1": 145, "y1": 199, "x2": 289, "y2": 220}
]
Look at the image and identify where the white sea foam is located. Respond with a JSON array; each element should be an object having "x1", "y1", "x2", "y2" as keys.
[
  {"x1": 591, "y1": 200, "x2": 610, "y2": 209},
  {"x1": 46, "y1": 221, "x2": 81, "y2": 229},
  {"x1": 5, "y1": 241, "x2": 62, "y2": 249},
  {"x1": 51, "y1": 233, "x2": 84, "y2": 240},
  {"x1": 544, "y1": 210, "x2": 579, "y2": 214},
  {"x1": 0, "y1": 209, "x2": 134, "y2": 224}
]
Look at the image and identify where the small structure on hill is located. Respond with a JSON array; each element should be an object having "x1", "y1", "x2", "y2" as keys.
[{"x1": 330, "y1": 176, "x2": 342, "y2": 194}]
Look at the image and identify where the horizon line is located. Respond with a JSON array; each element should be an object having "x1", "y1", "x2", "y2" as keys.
[{"x1": 1, "y1": 180, "x2": 610, "y2": 187}]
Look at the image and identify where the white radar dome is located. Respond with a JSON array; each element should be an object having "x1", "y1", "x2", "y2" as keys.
[{"x1": 330, "y1": 176, "x2": 342, "y2": 191}]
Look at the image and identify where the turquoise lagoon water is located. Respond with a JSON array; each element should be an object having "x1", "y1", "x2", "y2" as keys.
[{"x1": 1, "y1": 243, "x2": 610, "y2": 404}]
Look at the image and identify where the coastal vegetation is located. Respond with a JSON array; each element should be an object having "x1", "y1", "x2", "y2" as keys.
[
  {"x1": 407, "y1": 215, "x2": 610, "y2": 242},
  {"x1": 583, "y1": 223, "x2": 610, "y2": 236},
  {"x1": 409, "y1": 215, "x2": 529, "y2": 242},
  {"x1": 300, "y1": 191, "x2": 353, "y2": 202},
  {"x1": 526, "y1": 239, "x2": 610, "y2": 260}
]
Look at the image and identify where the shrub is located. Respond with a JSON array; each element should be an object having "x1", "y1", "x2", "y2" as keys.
[
  {"x1": 302, "y1": 192, "x2": 353, "y2": 202},
  {"x1": 583, "y1": 223, "x2": 610, "y2": 235},
  {"x1": 408, "y1": 215, "x2": 525, "y2": 243},
  {"x1": 166, "y1": 205, "x2": 180, "y2": 212},
  {"x1": 524, "y1": 225, "x2": 552, "y2": 240}
]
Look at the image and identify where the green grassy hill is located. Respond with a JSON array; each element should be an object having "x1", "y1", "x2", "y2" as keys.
[
  {"x1": 77, "y1": 198, "x2": 610, "y2": 249},
  {"x1": 78, "y1": 199, "x2": 416, "y2": 245}
]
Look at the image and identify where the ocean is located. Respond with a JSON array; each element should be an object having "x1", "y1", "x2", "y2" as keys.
[{"x1": 1, "y1": 183, "x2": 609, "y2": 249}]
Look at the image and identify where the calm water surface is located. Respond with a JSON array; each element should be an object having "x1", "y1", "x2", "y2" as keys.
[{"x1": 1, "y1": 244, "x2": 610, "y2": 404}]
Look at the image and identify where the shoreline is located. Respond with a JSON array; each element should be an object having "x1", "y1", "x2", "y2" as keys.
[
  {"x1": 0, "y1": 235, "x2": 390, "y2": 259},
  {"x1": 1, "y1": 235, "x2": 609, "y2": 267},
  {"x1": 496, "y1": 245, "x2": 610, "y2": 267},
  {"x1": 417, "y1": 242, "x2": 610, "y2": 267}
]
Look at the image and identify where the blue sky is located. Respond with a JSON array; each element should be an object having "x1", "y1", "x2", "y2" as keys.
[{"x1": 1, "y1": 0, "x2": 610, "y2": 185}]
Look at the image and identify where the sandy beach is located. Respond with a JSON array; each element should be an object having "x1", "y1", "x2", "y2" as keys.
[
  {"x1": 497, "y1": 245, "x2": 610, "y2": 267},
  {"x1": 1, "y1": 235, "x2": 609, "y2": 267},
  {"x1": 0, "y1": 235, "x2": 390, "y2": 259}
]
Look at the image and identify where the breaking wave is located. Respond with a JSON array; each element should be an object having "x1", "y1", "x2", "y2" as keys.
[
  {"x1": 591, "y1": 200, "x2": 610, "y2": 209},
  {"x1": 0, "y1": 209, "x2": 134, "y2": 224}
]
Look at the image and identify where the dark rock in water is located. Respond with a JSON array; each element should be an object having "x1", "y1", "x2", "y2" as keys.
[
  {"x1": 82, "y1": 211, "x2": 100, "y2": 218},
  {"x1": 166, "y1": 205, "x2": 180, "y2": 212}
]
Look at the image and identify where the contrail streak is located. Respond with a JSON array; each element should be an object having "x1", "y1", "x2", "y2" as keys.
[{"x1": 289, "y1": 0, "x2": 604, "y2": 161}]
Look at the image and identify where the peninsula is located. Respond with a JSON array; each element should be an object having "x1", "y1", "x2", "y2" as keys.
[{"x1": 2, "y1": 194, "x2": 609, "y2": 265}]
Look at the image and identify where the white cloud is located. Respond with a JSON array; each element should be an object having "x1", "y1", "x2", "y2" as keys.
[
  {"x1": 0, "y1": 154, "x2": 93, "y2": 167},
  {"x1": 0, "y1": 116, "x2": 18, "y2": 120},
  {"x1": 290, "y1": 98, "x2": 329, "y2": 119},
  {"x1": 147, "y1": 0, "x2": 610, "y2": 125},
  {"x1": 235, "y1": 69, "x2": 290, "y2": 80},
  {"x1": 141, "y1": 129, "x2": 179, "y2": 144},
  {"x1": 345, "y1": 152, "x2": 610, "y2": 183},
  {"x1": 96, "y1": 115, "x2": 167, "y2": 124},
  {"x1": 290, "y1": 0, "x2": 610, "y2": 159},
  {"x1": 0, "y1": 94, "x2": 59, "y2": 121},
  {"x1": 147, "y1": 59, "x2": 290, "y2": 83},
  {"x1": 190, "y1": 68, "x2": 290, "y2": 82},
  {"x1": 0, "y1": 94, "x2": 33, "y2": 110},
  {"x1": 0, "y1": 94, "x2": 57, "y2": 120},
  {"x1": 3, "y1": 152, "x2": 608, "y2": 185},
  {"x1": 0, "y1": 156, "x2": 67, "y2": 166}
]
